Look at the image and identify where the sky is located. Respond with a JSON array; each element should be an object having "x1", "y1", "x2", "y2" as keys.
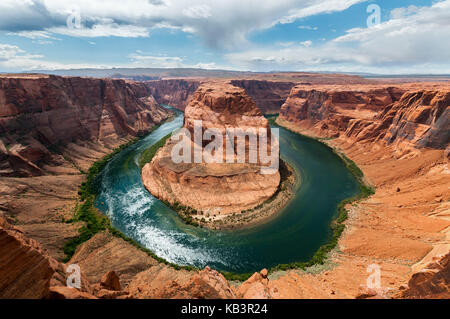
[{"x1": 0, "y1": 0, "x2": 449, "y2": 74}]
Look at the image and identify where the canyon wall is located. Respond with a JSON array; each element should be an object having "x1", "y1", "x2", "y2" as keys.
[
  {"x1": 0, "y1": 216, "x2": 95, "y2": 299},
  {"x1": 274, "y1": 83, "x2": 450, "y2": 298},
  {"x1": 143, "y1": 79, "x2": 200, "y2": 110},
  {"x1": 144, "y1": 79, "x2": 295, "y2": 114},
  {"x1": 1, "y1": 74, "x2": 448, "y2": 299},
  {"x1": 230, "y1": 80, "x2": 295, "y2": 114},
  {"x1": 278, "y1": 85, "x2": 405, "y2": 138},
  {"x1": 278, "y1": 84, "x2": 449, "y2": 150},
  {"x1": 0, "y1": 74, "x2": 170, "y2": 176}
]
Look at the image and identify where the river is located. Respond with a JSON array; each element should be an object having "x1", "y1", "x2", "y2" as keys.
[{"x1": 94, "y1": 107, "x2": 360, "y2": 273}]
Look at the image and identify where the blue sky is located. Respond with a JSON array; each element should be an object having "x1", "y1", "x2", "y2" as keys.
[{"x1": 0, "y1": 0, "x2": 449, "y2": 74}]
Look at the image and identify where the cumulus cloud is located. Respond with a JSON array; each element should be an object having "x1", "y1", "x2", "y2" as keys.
[
  {"x1": 0, "y1": 43, "x2": 108, "y2": 70},
  {"x1": 226, "y1": 0, "x2": 450, "y2": 73},
  {"x1": 299, "y1": 40, "x2": 312, "y2": 47},
  {"x1": 0, "y1": 0, "x2": 366, "y2": 49},
  {"x1": 7, "y1": 31, "x2": 60, "y2": 40},
  {"x1": 0, "y1": 42, "x2": 224, "y2": 71}
]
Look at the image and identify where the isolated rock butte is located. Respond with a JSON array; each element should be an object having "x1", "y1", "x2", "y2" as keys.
[{"x1": 142, "y1": 82, "x2": 280, "y2": 215}]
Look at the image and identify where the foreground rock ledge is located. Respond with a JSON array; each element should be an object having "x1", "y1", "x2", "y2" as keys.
[{"x1": 142, "y1": 82, "x2": 281, "y2": 228}]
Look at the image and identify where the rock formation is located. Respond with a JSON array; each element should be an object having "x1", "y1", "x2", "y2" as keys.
[
  {"x1": 0, "y1": 74, "x2": 170, "y2": 176},
  {"x1": 278, "y1": 84, "x2": 406, "y2": 138},
  {"x1": 0, "y1": 216, "x2": 95, "y2": 299},
  {"x1": 126, "y1": 266, "x2": 237, "y2": 299},
  {"x1": 142, "y1": 82, "x2": 280, "y2": 222},
  {"x1": 396, "y1": 252, "x2": 450, "y2": 299},
  {"x1": 144, "y1": 79, "x2": 200, "y2": 110},
  {"x1": 278, "y1": 83, "x2": 449, "y2": 150},
  {"x1": 274, "y1": 82, "x2": 450, "y2": 299},
  {"x1": 230, "y1": 80, "x2": 295, "y2": 114},
  {"x1": 1, "y1": 72, "x2": 449, "y2": 299}
]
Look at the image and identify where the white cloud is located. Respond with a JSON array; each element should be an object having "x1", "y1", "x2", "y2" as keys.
[
  {"x1": 8, "y1": 31, "x2": 60, "y2": 40},
  {"x1": 0, "y1": 43, "x2": 114, "y2": 71},
  {"x1": 278, "y1": 0, "x2": 365, "y2": 24},
  {"x1": 192, "y1": 62, "x2": 219, "y2": 69},
  {"x1": 298, "y1": 25, "x2": 318, "y2": 30},
  {"x1": 128, "y1": 53, "x2": 185, "y2": 68},
  {"x1": 0, "y1": 0, "x2": 365, "y2": 49},
  {"x1": 226, "y1": 0, "x2": 450, "y2": 73},
  {"x1": 183, "y1": 5, "x2": 212, "y2": 19},
  {"x1": 0, "y1": 42, "x2": 226, "y2": 71},
  {"x1": 48, "y1": 24, "x2": 149, "y2": 38},
  {"x1": 299, "y1": 40, "x2": 312, "y2": 47}
]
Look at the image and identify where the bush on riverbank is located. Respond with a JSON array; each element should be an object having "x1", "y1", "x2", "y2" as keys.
[
  {"x1": 64, "y1": 113, "x2": 376, "y2": 283},
  {"x1": 139, "y1": 132, "x2": 172, "y2": 169},
  {"x1": 63, "y1": 122, "x2": 164, "y2": 260}
]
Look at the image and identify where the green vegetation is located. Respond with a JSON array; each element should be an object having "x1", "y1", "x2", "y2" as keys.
[
  {"x1": 260, "y1": 116, "x2": 376, "y2": 277},
  {"x1": 138, "y1": 133, "x2": 172, "y2": 169},
  {"x1": 160, "y1": 199, "x2": 201, "y2": 227},
  {"x1": 63, "y1": 196, "x2": 109, "y2": 262},
  {"x1": 78, "y1": 137, "x2": 143, "y2": 201},
  {"x1": 221, "y1": 271, "x2": 254, "y2": 282},
  {"x1": 62, "y1": 114, "x2": 198, "y2": 272},
  {"x1": 63, "y1": 113, "x2": 375, "y2": 282},
  {"x1": 334, "y1": 151, "x2": 375, "y2": 197},
  {"x1": 63, "y1": 121, "x2": 172, "y2": 261}
]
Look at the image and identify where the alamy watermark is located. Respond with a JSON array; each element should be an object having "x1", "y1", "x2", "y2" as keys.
[
  {"x1": 366, "y1": 4, "x2": 381, "y2": 27},
  {"x1": 66, "y1": 5, "x2": 81, "y2": 29},
  {"x1": 169, "y1": 120, "x2": 279, "y2": 175},
  {"x1": 366, "y1": 263, "x2": 381, "y2": 289},
  {"x1": 66, "y1": 263, "x2": 81, "y2": 289}
]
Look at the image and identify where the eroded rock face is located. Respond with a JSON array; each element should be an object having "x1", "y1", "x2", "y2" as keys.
[
  {"x1": 0, "y1": 217, "x2": 94, "y2": 299},
  {"x1": 0, "y1": 74, "x2": 170, "y2": 176},
  {"x1": 144, "y1": 79, "x2": 200, "y2": 110},
  {"x1": 379, "y1": 90, "x2": 450, "y2": 149},
  {"x1": 230, "y1": 80, "x2": 295, "y2": 114},
  {"x1": 278, "y1": 85, "x2": 406, "y2": 138},
  {"x1": 142, "y1": 82, "x2": 280, "y2": 217},
  {"x1": 127, "y1": 266, "x2": 236, "y2": 299},
  {"x1": 396, "y1": 253, "x2": 450, "y2": 299},
  {"x1": 278, "y1": 84, "x2": 449, "y2": 150}
]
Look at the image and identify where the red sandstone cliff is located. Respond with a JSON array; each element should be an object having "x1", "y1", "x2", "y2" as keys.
[
  {"x1": 278, "y1": 85, "x2": 405, "y2": 138},
  {"x1": 274, "y1": 82, "x2": 449, "y2": 299},
  {"x1": 278, "y1": 84, "x2": 449, "y2": 150},
  {"x1": 1, "y1": 74, "x2": 449, "y2": 299},
  {"x1": 142, "y1": 82, "x2": 280, "y2": 223},
  {"x1": 0, "y1": 74, "x2": 170, "y2": 176},
  {"x1": 230, "y1": 80, "x2": 295, "y2": 114},
  {"x1": 143, "y1": 79, "x2": 200, "y2": 110},
  {"x1": 0, "y1": 216, "x2": 96, "y2": 299},
  {"x1": 144, "y1": 79, "x2": 294, "y2": 114}
]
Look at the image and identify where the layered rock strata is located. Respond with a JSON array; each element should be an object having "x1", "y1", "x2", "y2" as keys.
[
  {"x1": 271, "y1": 83, "x2": 450, "y2": 298},
  {"x1": 142, "y1": 82, "x2": 281, "y2": 223},
  {"x1": 0, "y1": 74, "x2": 170, "y2": 176},
  {"x1": 144, "y1": 79, "x2": 200, "y2": 110},
  {"x1": 230, "y1": 80, "x2": 295, "y2": 114},
  {"x1": 278, "y1": 83, "x2": 449, "y2": 150}
]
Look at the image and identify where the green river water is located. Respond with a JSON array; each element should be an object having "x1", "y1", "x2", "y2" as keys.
[{"x1": 94, "y1": 108, "x2": 360, "y2": 273}]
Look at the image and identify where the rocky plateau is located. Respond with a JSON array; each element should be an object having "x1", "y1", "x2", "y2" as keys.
[{"x1": 0, "y1": 73, "x2": 449, "y2": 299}]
